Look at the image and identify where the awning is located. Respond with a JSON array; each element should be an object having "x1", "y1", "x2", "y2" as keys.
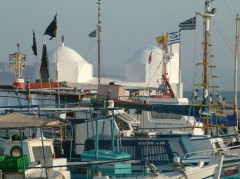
[{"x1": 0, "y1": 112, "x2": 62, "y2": 129}]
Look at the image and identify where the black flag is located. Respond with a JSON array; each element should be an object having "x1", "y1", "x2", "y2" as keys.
[
  {"x1": 88, "y1": 30, "x2": 96, "y2": 38},
  {"x1": 32, "y1": 30, "x2": 37, "y2": 56},
  {"x1": 44, "y1": 13, "x2": 57, "y2": 40},
  {"x1": 40, "y1": 44, "x2": 50, "y2": 82}
]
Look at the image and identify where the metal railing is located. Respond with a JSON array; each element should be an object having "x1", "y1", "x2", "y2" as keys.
[{"x1": 183, "y1": 144, "x2": 240, "y2": 159}]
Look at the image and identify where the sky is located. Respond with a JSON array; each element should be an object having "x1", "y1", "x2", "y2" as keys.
[{"x1": 0, "y1": 0, "x2": 239, "y2": 91}]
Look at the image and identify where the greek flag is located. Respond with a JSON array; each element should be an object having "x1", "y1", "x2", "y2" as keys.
[
  {"x1": 178, "y1": 17, "x2": 196, "y2": 31},
  {"x1": 168, "y1": 31, "x2": 180, "y2": 45}
]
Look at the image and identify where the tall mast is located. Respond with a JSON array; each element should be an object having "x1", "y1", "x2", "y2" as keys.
[
  {"x1": 97, "y1": 0, "x2": 101, "y2": 85},
  {"x1": 161, "y1": 33, "x2": 175, "y2": 98},
  {"x1": 162, "y1": 33, "x2": 167, "y2": 84},
  {"x1": 234, "y1": 14, "x2": 239, "y2": 128},
  {"x1": 56, "y1": 15, "x2": 60, "y2": 108},
  {"x1": 202, "y1": 0, "x2": 216, "y2": 91},
  {"x1": 197, "y1": 0, "x2": 216, "y2": 134}
]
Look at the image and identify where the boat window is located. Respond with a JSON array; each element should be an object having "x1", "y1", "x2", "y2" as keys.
[
  {"x1": 119, "y1": 113, "x2": 139, "y2": 124},
  {"x1": 115, "y1": 117, "x2": 131, "y2": 130},
  {"x1": 32, "y1": 146, "x2": 52, "y2": 164},
  {"x1": 171, "y1": 140, "x2": 185, "y2": 157},
  {"x1": 0, "y1": 129, "x2": 19, "y2": 140},
  {"x1": 214, "y1": 142, "x2": 221, "y2": 148},
  {"x1": 135, "y1": 109, "x2": 142, "y2": 115},
  {"x1": 114, "y1": 111, "x2": 139, "y2": 124},
  {"x1": 151, "y1": 111, "x2": 182, "y2": 120},
  {"x1": 121, "y1": 140, "x2": 171, "y2": 162}
]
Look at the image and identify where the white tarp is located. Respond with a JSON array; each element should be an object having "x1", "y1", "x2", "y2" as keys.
[{"x1": 0, "y1": 112, "x2": 62, "y2": 129}]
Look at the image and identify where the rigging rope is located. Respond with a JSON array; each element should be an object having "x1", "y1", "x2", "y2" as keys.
[
  {"x1": 212, "y1": 20, "x2": 235, "y2": 55},
  {"x1": 71, "y1": 38, "x2": 96, "y2": 82},
  {"x1": 101, "y1": 14, "x2": 130, "y2": 63},
  {"x1": 224, "y1": 1, "x2": 235, "y2": 20}
]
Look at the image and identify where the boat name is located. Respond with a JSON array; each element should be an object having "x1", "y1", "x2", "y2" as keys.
[
  {"x1": 154, "y1": 122, "x2": 185, "y2": 126},
  {"x1": 137, "y1": 141, "x2": 164, "y2": 145}
]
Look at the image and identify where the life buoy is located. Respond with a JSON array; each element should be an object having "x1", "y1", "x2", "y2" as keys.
[
  {"x1": 150, "y1": 94, "x2": 163, "y2": 98},
  {"x1": 210, "y1": 91, "x2": 223, "y2": 104},
  {"x1": 162, "y1": 92, "x2": 171, "y2": 98},
  {"x1": 10, "y1": 146, "x2": 22, "y2": 157},
  {"x1": 194, "y1": 88, "x2": 208, "y2": 102}
]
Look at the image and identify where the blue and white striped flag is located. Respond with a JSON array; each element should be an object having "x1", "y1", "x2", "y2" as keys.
[
  {"x1": 178, "y1": 17, "x2": 196, "y2": 31},
  {"x1": 168, "y1": 31, "x2": 180, "y2": 45}
]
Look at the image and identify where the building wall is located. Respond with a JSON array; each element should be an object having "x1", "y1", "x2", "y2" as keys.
[
  {"x1": 123, "y1": 44, "x2": 181, "y2": 91},
  {"x1": 167, "y1": 44, "x2": 180, "y2": 84},
  {"x1": 123, "y1": 63, "x2": 146, "y2": 82},
  {"x1": 47, "y1": 62, "x2": 93, "y2": 83}
]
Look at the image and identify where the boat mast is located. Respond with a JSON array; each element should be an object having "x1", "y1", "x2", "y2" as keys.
[
  {"x1": 202, "y1": 0, "x2": 216, "y2": 100},
  {"x1": 234, "y1": 14, "x2": 239, "y2": 128},
  {"x1": 161, "y1": 33, "x2": 175, "y2": 98},
  {"x1": 197, "y1": 0, "x2": 216, "y2": 134},
  {"x1": 97, "y1": 0, "x2": 101, "y2": 85}
]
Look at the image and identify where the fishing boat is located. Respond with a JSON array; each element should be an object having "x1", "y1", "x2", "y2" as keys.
[
  {"x1": 174, "y1": 0, "x2": 240, "y2": 175},
  {"x1": 74, "y1": 101, "x2": 240, "y2": 177},
  {"x1": 188, "y1": 0, "x2": 238, "y2": 138},
  {"x1": 77, "y1": 0, "x2": 240, "y2": 177},
  {"x1": 92, "y1": 156, "x2": 223, "y2": 179},
  {"x1": 0, "y1": 112, "x2": 70, "y2": 179},
  {"x1": 109, "y1": 0, "x2": 238, "y2": 144},
  {"x1": 69, "y1": 106, "x2": 224, "y2": 179}
]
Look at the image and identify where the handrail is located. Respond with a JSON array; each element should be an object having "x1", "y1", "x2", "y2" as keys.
[{"x1": 183, "y1": 144, "x2": 240, "y2": 159}]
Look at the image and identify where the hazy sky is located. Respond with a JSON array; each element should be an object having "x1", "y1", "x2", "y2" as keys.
[{"x1": 0, "y1": 0, "x2": 239, "y2": 91}]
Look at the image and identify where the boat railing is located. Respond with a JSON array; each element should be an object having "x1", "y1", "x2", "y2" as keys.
[
  {"x1": 183, "y1": 144, "x2": 240, "y2": 159},
  {"x1": 133, "y1": 127, "x2": 197, "y2": 134}
]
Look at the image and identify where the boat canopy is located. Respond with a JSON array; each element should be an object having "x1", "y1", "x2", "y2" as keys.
[
  {"x1": 118, "y1": 101, "x2": 201, "y2": 117},
  {"x1": 0, "y1": 112, "x2": 63, "y2": 129},
  {"x1": 154, "y1": 104, "x2": 200, "y2": 117}
]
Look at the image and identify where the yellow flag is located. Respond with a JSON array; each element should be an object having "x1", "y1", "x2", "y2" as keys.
[{"x1": 156, "y1": 33, "x2": 168, "y2": 46}]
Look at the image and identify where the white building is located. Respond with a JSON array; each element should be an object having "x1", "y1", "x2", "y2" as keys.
[
  {"x1": 123, "y1": 44, "x2": 182, "y2": 97},
  {"x1": 31, "y1": 43, "x2": 182, "y2": 97},
  {"x1": 33, "y1": 42, "x2": 93, "y2": 83},
  {"x1": 48, "y1": 43, "x2": 93, "y2": 83}
]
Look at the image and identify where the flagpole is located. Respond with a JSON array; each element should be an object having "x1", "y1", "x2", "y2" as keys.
[
  {"x1": 43, "y1": 13, "x2": 58, "y2": 107},
  {"x1": 32, "y1": 30, "x2": 44, "y2": 103},
  {"x1": 148, "y1": 50, "x2": 152, "y2": 97},
  {"x1": 234, "y1": 14, "x2": 239, "y2": 129},
  {"x1": 97, "y1": 0, "x2": 101, "y2": 85},
  {"x1": 55, "y1": 13, "x2": 60, "y2": 108},
  {"x1": 179, "y1": 30, "x2": 182, "y2": 98},
  {"x1": 36, "y1": 54, "x2": 44, "y2": 103},
  {"x1": 49, "y1": 77, "x2": 52, "y2": 104}
]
